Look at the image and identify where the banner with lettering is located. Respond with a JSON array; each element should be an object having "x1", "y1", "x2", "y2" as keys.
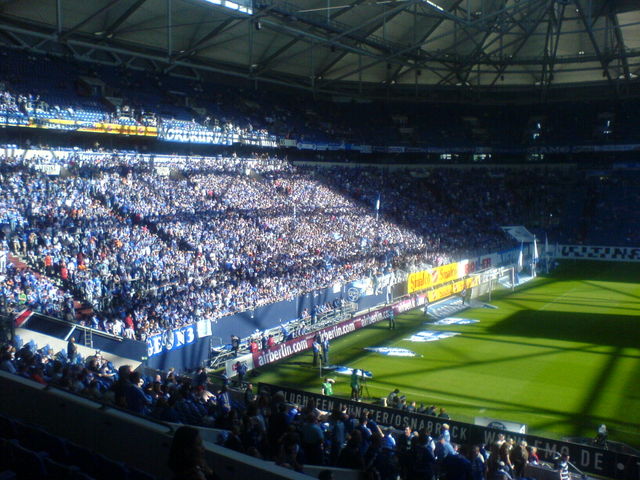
[
  {"x1": 426, "y1": 277, "x2": 478, "y2": 303},
  {"x1": 146, "y1": 324, "x2": 198, "y2": 357},
  {"x1": 407, "y1": 262, "x2": 460, "y2": 294},
  {"x1": 258, "y1": 383, "x2": 639, "y2": 480},
  {"x1": 158, "y1": 125, "x2": 235, "y2": 145},
  {"x1": 252, "y1": 307, "x2": 392, "y2": 368},
  {"x1": 555, "y1": 245, "x2": 640, "y2": 262}
]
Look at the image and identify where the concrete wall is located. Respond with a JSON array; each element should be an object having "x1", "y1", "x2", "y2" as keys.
[{"x1": 0, "y1": 371, "x2": 313, "y2": 480}]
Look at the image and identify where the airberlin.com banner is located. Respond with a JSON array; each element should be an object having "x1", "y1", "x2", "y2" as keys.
[{"x1": 252, "y1": 306, "x2": 393, "y2": 368}]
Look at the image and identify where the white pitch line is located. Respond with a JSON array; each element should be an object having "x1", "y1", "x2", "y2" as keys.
[{"x1": 537, "y1": 286, "x2": 579, "y2": 311}]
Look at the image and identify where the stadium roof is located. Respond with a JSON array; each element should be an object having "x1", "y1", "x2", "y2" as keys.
[{"x1": 1, "y1": 0, "x2": 639, "y2": 99}]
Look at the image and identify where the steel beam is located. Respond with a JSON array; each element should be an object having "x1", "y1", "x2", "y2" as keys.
[
  {"x1": 609, "y1": 7, "x2": 630, "y2": 81},
  {"x1": 574, "y1": 0, "x2": 614, "y2": 88},
  {"x1": 60, "y1": 0, "x2": 124, "y2": 41},
  {"x1": 261, "y1": 0, "x2": 418, "y2": 72},
  {"x1": 101, "y1": 0, "x2": 147, "y2": 38}
]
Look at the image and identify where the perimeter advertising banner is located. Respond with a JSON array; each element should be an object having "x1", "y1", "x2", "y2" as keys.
[
  {"x1": 407, "y1": 262, "x2": 460, "y2": 294},
  {"x1": 555, "y1": 245, "x2": 640, "y2": 262},
  {"x1": 259, "y1": 383, "x2": 639, "y2": 480},
  {"x1": 157, "y1": 125, "x2": 236, "y2": 145},
  {"x1": 426, "y1": 277, "x2": 478, "y2": 303},
  {"x1": 40, "y1": 118, "x2": 158, "y2": 136},
  {"x1": 252, "y1": 307, "x2": 393, "y2": 368}
]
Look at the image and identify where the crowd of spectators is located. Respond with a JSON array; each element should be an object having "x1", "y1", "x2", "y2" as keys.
[
  {"x1": 0, "y1": 150, "x2": 582, "y2": 343},
  {"x1": 0, "y1": 338, "x2": 556, "y2": 480},
  {"x1": 1, "y1": 151, "x2": 431, "y2": 340},
  {"x1": 0, "y1": 80, "x2": 277, "y2": 146},
  {"x1": 307, "y1": 165, "x2": 571, "y2": 260}
]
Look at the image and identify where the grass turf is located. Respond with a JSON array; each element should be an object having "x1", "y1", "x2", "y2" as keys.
[{"x1": 251, "y1": 261, "x2": 640, "y2": 447}]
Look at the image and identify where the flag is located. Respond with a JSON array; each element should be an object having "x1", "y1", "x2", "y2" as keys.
[
  {"x1": 517, "y1": 243, "x2": 523, "y2": 272},
  {"x1": 544, "y1": 233, "x2": 549, "y2": 257}
]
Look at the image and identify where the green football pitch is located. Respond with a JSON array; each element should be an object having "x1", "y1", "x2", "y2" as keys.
[{"x1": 251, "y1": 261, "x2": 640, "y2": 447}]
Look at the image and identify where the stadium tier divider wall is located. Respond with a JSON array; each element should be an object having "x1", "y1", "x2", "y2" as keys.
[{"x1": 0, "y1": 370, "x2": 312, "y2": 480}]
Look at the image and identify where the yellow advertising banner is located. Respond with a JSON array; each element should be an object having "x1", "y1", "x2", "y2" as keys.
[
  {"x1": 22, "y1": 118, "x2": 158, "y2": 137},
  {"x1": 426, "y1": 277, "x2": 478, "y2": 303},
  {"x1": 407, "y1": 262, "x2": 460, "y2": 294},
  {"x1": 79, "y1": 122, "x2": 158, "y2": 136}
]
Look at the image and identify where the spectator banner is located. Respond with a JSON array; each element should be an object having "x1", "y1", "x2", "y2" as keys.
[
  {"x1": 240, "y1": 136, "x2": 278, "y2": 148},
  {"x1": 157, "y1": 125, "x2": 234, "y2": 145},
  {"x1": 388, "y1": 146, "x2": 405, "y2": 153},
  {"x1": 146, "y1": 324, "x2": 198, "y2": 357},
  {"x1": 407, "y1": 262, "x2": 460, "y2": 294},
  {"x1": 252, "y1": 306, "x2": 392, "y2": 368},
  {"x1": 297, "y1": 142, "x2": 317, "y2": 150},
  {"x1": 0, "y1": 114, "x2": 29, "y2": 127},
  {"x1": 196, "y1": 319, "x2": 212, "y2": 338},
  {"x1": 555, "y1": 245, "x2": 640, "y2": 262},
  {"x1": 258, "y1": 383, "x2": 639, "y2": 480},
  {"x1": 33, "y1": 164, "x2": 61, "y2": 176}
]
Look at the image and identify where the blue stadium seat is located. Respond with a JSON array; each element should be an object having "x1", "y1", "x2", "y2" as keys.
[
  {"x1": 65, "y1": 442, "x2": 98, "y2": 476},
  {"x1": 44, "y1": 456, "x2": 79, "y2": 480},
  {"x1": 0, "y1": 439, "x2": 10, "y2": 471},
  {"x1": 71, "y1": 472, "x2": 97, "y2": 480},
  {"x1": 0, "y1": 416, "x2": 17, "y2": 440},
  {"x1": 128, "y1": 466, "x2": 156, "y2": 480},
  {"x1": 7, "y1": 440, "x2": 48, "y2": 480},
  {"x1": 94, "y1": 453, "x2": 129, "y2": 480}
]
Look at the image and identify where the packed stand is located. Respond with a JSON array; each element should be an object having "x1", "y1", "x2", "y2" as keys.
[
  {"x1": 2, "y1": 151, "x2": 581, "y2": 342},
  {"x1": 306, "y1": 165, "x2": 573, "y2": 260}
]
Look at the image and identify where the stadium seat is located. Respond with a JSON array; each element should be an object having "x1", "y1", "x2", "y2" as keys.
[
  {"x1": 0, "y1": 416, "x2": 17, "y2": 440},
  {"x1": 44, "y1": 457, "x2": 80, "y2": 480},
  {"x1": 93, "y1": 453, "x2": 129, "y2": 480},
  {"x1": 65, "y1": 442, "x2": 98, "y2": 476},
  {"x1": 6, "y1": 440, "x2": 48, "y2": 480},
  {"x1": 0, "y1": 440, "x2": 10, "y2": 471},
  {"x1": 128, "y1": 466, "x2": 156, "y2": 480},
  {"x1": 71, "y1": 472, "x2": 97, "y2": 480}
]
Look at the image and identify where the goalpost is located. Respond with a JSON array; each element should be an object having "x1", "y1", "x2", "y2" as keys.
[{"x1": 468, "y1": 265, "x2": 516, "y2": 302}]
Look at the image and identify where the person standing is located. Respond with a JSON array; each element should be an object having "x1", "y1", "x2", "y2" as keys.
[
  {"x1": 322, "y1": 377, "x2": 334, "y2": 396},
  {"x1": 312, "y1": 338, "x2": 321, "y2": 367},
  {"x1": 235, "y1": 361, "x2": 247, "y2": 386},
  {"x1": 230, "y1": 335, "x2": 240, "y2": 356},
  {"x1": 322, "y1": 337, "x2": 330, "y2": 364},
  {"x1": 244, "y1": 383, "x2": 256, "y2": 405},
  {"x1": 350, "y1": 369, "x2": 361, "y2": 401},
  {"x1": 388, "y1": 310, "x2": 396, "y2": 330},
  {"x1": 67, "y1": 337, "x2": 77, "y2": 363}
]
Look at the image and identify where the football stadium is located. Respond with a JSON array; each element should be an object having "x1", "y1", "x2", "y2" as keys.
[{"x1": 0, "y1": 1, "x2": 639, "y2": 479}]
